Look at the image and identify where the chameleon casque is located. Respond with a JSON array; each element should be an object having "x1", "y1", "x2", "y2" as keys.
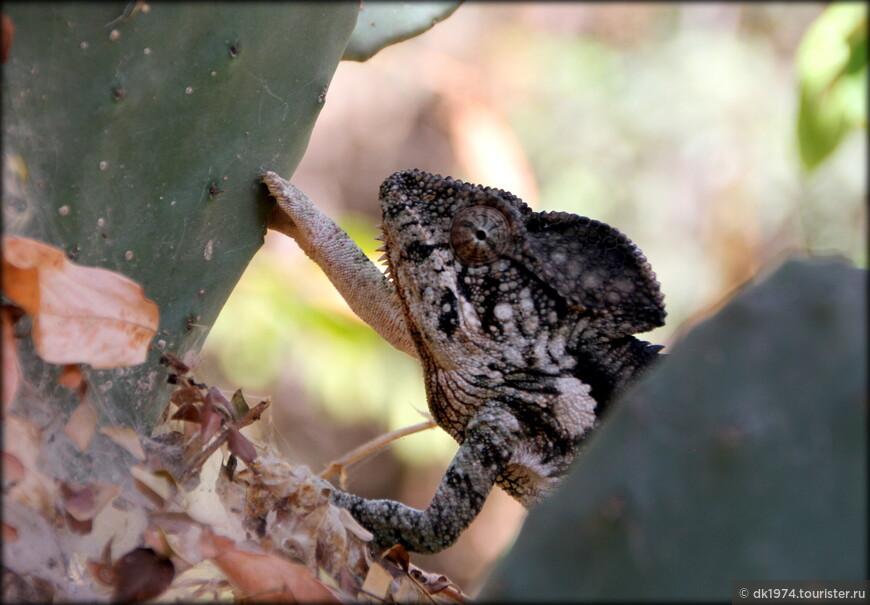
[{"x1": 261, "y1": 169, "x2": 666, "y2": 554}]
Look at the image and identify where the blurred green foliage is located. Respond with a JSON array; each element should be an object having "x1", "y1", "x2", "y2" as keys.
[
  {"x1": 488, "y1": 7, "x2": 866, "y2": 328},
  {"x1": 204, "y1": 5, "x2": 866, "y2": 477},
  {"x1": 796, "y1": 2, "x2": 867, "y2": 171}
]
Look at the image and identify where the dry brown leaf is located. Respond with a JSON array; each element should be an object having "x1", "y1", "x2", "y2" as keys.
[
  {"x1": 199, "y1": 392, "x2": 223, "y2": 444},
  {"x1": 65, "y1": 514, "x2": 94, "y2": 535},
  {"x1": 383, "y1": 544, "x2": 410, "y2": 572},
  {"x1": 1, "y1": 236, "x2": 158, "y2": 369},
  {"x1": 112, "y1": 547, "x2": 175, "y2": 603},
  {"x1": 63, "y1": 401, "x2": 98, "y2": 451},
  {"x1": 60, "y1": 481, "x2": 119, "y2": 522},
  {"x1": 200, "y1": 407, "x2": 222, "y2": 445},
  {"x1": 226, "y1": 427, "x2": 257, "y2": 464},
  {"x1": 170, "y1": 385, "x2": 204, "y2": 408},
  {"x1": 2, "y1": 416, "x2": 57, "y2": 516},
  {"x1": 205, "y1": 387, "x2": 231, "y2": 417},
  {"x1": 1, "y1": 306, "x2": 21, "y2": 413},
  {"x1": 360, "y1": 562, "x2": 393, "y2": 601},
  {"x1": 171, "y1": 403, "x2": 201, "y2": 423},
  {"x1": 100, "y1": 426, "x2": 146, "y2": 460},
  {"x1": 202, "y1": 532, "x2": 339, "y2": 602},
  {"x1": 230, "y1": 388, "x2": 250, "y2": 419},
  {"x1": 130, "y1": 465, "x2": 176, "y2": 503}
]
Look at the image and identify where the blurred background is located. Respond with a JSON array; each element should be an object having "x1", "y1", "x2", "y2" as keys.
[{"x1": 198, "y1": 3, "x2": 866, "y2": 594}]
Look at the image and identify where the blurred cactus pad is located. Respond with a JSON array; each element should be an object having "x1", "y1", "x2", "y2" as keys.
[
  {"x1": 484, "y1": 257, "x2": 867, "y2": 599},
  {"x1": 2, "y1": 3, "x2": 360, "y2": 430}
]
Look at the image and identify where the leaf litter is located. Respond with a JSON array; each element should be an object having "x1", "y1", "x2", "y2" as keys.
[
  {"x1": 1, "y1": 236, "x2": 158, "y2": 369},
  {"x1": 1, "y1": 236, "x2": 466, "y2": 601}
]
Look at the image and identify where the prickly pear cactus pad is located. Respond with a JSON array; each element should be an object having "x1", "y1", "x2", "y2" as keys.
[
  {"x1": 483, "y1": 258, "x2": 867, "y2": 599},
  {"x1": 2, "y1": 3, "x2": 357, "y2": 430},
  {"x1": 342, "y1": 1, "x2": 462, "y2": 61}
]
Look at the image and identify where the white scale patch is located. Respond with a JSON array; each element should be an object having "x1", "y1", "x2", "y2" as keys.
[
  {"x1": 554, "y1": 376, "x2": 597, "y2": 434},
  {"x1": 494, "y1": 302, "x2": 513, "y2": 321}
]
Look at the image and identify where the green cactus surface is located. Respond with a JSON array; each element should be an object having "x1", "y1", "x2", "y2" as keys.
[
  {"x1": 483, "y1": 257, "x2": 867, "y2": 599},
  {"x1": 342, "y1": 1, "x2": 461, "y2": 62},
  {"x1": 2, "y1": 3, "x2": 358, "y2": 433}
]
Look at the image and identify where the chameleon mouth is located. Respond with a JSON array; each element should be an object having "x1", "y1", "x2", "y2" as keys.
[{"x1": 373, "y1": 224, "x2": 394, "y2": 283}]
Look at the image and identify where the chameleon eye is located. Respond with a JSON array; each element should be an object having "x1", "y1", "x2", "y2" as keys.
[{"x1": 450, "y1": 205, "x2": 510, "y2": 265}]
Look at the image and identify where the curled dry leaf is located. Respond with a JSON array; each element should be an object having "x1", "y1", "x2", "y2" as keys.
[
  {"x1": 1, "y1": 236, "x2": 158, "y2": 369},
  {"x1": 200, "y1": 390, "x2": 223, "y2": 444},
  {"x1": 170, "y1": 384, "x2": 204, "y2": 408},
  {"x1": 203, "y1": 532, "x2": 339, "y2": 603},
  {"x1": 59, "y1": 481, "x2": 119, "y2": 534},
  {"x1": 200, "y1": 406, "x2": 223, "y2": 445},
  {"x1": 60, "y1": 481, "x2": 119, "y2": 522},
  {"x1": 226, "y1": 427, "x2": 257, "y2": 464},
  {"x1": 63, "y1": 401, "x2": 98, "y2": 451},
  {"x1": 224, "y1": 454, "x2": 238, "y2": 481},
  {"x1": 131, "y1": 465, "x2": 176, "y2": 506},
  {"x1": 112, "y1": 547, "x2": 175, "y2": 603},
  {"x1": 171, "y1": 403, "x2": 201, "y2": 423},
  {"x1": 206, "y1": 387, "x2": 232, "y2": 417},
  {"x1": 230, "y1": 388, "x2": 250, "y2": 419},
  {"x1": 383, "y1": 544, "x2": 410, "y2": 572}
]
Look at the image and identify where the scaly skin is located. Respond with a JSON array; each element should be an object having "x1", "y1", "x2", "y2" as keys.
[{"x1": 262, "y1": 169, "x2": 666, "y2": 553}]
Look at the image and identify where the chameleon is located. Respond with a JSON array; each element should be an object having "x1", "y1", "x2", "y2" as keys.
[{"x1": 261, "y1": 169, "x2": 666, "y2": 554}]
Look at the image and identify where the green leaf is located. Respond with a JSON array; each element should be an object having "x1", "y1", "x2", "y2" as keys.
[
  {"x1": 2, "y1": 2, "x2": 357, "y2": 432},
  {"x1": 796, "y1": 3, "x2": 868, "y2": 171},
  {"x1": 342, "y1": 1, "x2": 462, "y2": 62},
  {"x1": 484, "y1": 258, "x2": 867, "y2": 599}
]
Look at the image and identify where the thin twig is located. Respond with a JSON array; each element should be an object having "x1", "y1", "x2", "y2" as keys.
[
  {"x1": 182, "y1": 399, "x2": 271, "y2": 482},
  {"x1": 319, "y1": 418, "x2": 438, "y2": 482}
]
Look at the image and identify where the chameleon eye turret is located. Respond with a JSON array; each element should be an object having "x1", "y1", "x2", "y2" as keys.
[{"x1": 449, "y1": 205, "x2": 511, "y2": 265}]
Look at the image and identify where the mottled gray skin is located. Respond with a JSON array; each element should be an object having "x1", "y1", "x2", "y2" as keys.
[{"x1": 330, "y1": 170, "x2": 666, "y2": 553}]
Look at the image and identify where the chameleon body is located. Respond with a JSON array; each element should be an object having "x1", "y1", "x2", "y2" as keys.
[{"x1": 262, "y1": 169, "x2": 665, "y2": 553}]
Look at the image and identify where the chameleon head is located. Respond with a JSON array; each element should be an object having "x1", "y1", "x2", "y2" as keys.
[
  {"x1": 378, "y1": 170, "x2": 532, "y2": 367},
  {"x1": 379, "y1": 170, "x2": 666, "y2": 495},
  {"x1": 378, "y1": 169, "x2": 666, "y2": 373}
]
